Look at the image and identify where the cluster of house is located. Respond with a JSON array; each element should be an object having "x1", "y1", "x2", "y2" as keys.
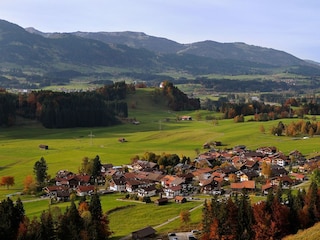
[{"x1": 43, "y1": 144, "x2": 318, "y2": 202}]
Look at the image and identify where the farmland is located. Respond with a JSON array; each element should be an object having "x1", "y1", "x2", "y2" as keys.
[{"x1": 1, "y1": 88, "x2": 320, "y2": 238}]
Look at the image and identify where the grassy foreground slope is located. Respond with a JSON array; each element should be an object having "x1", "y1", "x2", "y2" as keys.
[{"x1": 283, "y1": 222, "x2": 320, "y2": 240}]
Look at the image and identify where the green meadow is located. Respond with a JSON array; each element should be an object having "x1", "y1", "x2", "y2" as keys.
[{"x1": 1, "y1": 88, "x2": 320, "y2": 238}]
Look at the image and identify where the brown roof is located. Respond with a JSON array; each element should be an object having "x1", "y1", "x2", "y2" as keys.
[
  {"x1": 174, "y1": 196, "x2": 187, "y2": 202},
  {"x1": 231, "y1": 180, "x2": 255, "y2": 190},
  {"x1": 76, "y1": 185, "x2": 95, "y2": 193},
  {"x1": 132, "y1": 226, "x2": 156, "y2": 239},
  {"x1": 261, "y1": 182, "x2": 273, "y2": 191}
]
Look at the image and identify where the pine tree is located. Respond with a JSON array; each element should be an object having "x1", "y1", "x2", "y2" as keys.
[
  {"x1": 0, "y1": 197, "x2": 25, "y2": 240},
  {"x1": 57, "y1": 201, "x2": 84, "y2": 240},
  {"x1": 33, "y1": 157, "x2": 48, "y2": 189},
  {"x1": 89, "y1": 193, "x2": 102, "y2": 220},
  {"x1": 40, "y1": 211, "x2": 55, "y2": 240},
  {"x1": 237, "y1": 190, "x2": 253, "y2": 240},
  {"x1": 91, "y1": 155, "x2": 102, "y2": 183}
]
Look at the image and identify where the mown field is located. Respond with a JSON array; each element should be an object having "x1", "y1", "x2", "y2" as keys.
[{"x1": 1, "y1": 88, "x2": 320, "y2": 238}]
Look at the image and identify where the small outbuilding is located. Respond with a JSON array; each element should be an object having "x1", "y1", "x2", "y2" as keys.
[
  {"x1": 174, "y1": 196, "x2": 187, "y2": 203},
  {"x1": 154, "y1": 197, "x2": 169, "y2": 206},
  {"x1": 39, "y1": 144, "x2": 48, "y2": 150},
  {"x1": 132, "y1": 226, "x2": 156, "y2": 240}
]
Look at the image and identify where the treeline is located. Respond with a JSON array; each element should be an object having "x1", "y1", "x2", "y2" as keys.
[
  {"x1": 271, "y1": 120, "x2": 320, "y2": 137},
  {"x1": 0, "y1": 90, "x2": 16, "y2": 126},
  {"x1": 14, "y1": 82, "x2": 129, "y2": 128},
  {"x1": 0, "y1": 194, "x2": 112, "y2": 240},
  {"x1": 220, "y1": 101, "x2": 292, "y2": 120},
  {"x1": 153, "y1": 81, "x2": 200, "y2": 111},
  {"x1": 201, "y1": 182, "x2": 320, "y2": 240}
]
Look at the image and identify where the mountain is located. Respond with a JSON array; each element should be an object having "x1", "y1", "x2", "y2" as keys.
[
  {"x1": 65, "y1": 31, "x2": 304, "y2": 67},
  {"x1": 0, "y1": 19, "x2": 320, "y2": 90}
]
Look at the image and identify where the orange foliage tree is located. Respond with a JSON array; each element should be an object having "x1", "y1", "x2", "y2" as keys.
[{"x1": 1, "y1": 176, "x2": 15, "y2": 189}]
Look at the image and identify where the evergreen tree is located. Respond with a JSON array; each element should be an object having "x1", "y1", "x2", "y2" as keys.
[
  {"x1": 57, "y1": 201, "x2": 84, "y2": 240},
  {"x1": 40, "y1": 211, "x2": 55, "y2": 240},
  {"x1": 237, "y1": 190, "x2": 253, "y2": 240},
  {"x1": 91, "y1": 155, "x2": 102, "y2": 183},
  {"x1": 89, "y1": 194, "x2": 102, "y2": 220},
  {"x1": 33, "y1": 157, "x2": 48, "y2": 189},
  {"x1": 0, "y1": 197, "x2": 25, "y2": 240},
  {"x1": 88, "y1": 194, "x2": 112, "y2": 239}
]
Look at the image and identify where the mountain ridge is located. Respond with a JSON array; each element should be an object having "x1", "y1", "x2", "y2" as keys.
[
  {"x1": 29, "y1": 28, "x2": 306, "y2": 67},
  {"x1": 1, "y1": 19, "x2": 320, "y2": 91}
]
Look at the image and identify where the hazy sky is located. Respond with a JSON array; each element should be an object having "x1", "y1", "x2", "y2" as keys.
[{"x1": 1, "y1": 0, "x2": 319, "y2": 61}]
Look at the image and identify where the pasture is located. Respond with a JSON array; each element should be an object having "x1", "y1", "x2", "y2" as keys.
[{"x1": 1, "y1": 88, "x2": 320, "y2": 238}]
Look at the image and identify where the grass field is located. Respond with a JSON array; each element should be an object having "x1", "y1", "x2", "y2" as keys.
[{"x1": 0, "y1": 88, "x2": 319, "y2": 238}]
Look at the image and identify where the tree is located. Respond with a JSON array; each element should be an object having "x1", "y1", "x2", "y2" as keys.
[
  {"x1": 180, "y1": 210, "x2": 190, "y2": 226},
  {"x1": 252, "y1": 201, "x2": 273, "y2": 240},
  {"x1": 89, "y1": 194, "x2": 102, "y2": 221},
  {"x1": 237, "y1": 190, "x2": 253, "y2": 239},
  {"x1": 0, "y1": 197, "x2": 25, "y2": 240},
  {"x1": 23, "y1": 175, "x2": 36, "y2": 194},
  {"x1": 40, "y1": 211, "x2": 55, "y2": 240},
  {"x1": 33, "y1": 157, "x2": 48, "y2": 188},
  {"x1": 261, "y1": 161, "x2": 272, "y2": 178},
  {"x1": 57, "y1": 201, "x2": 85, "y2": 240},
  {"x1": 91, "y1": 155, "x2": 102, "y2": 182},
  {"x1": 88, "y1": 193, "x2": 112, "y2": 239},
  {"x1": 0, "y1": 176, "x2": 15, "y2": 189},
  {"x1": 311, "y1": 169, "x2": 320, "y2": 185}
]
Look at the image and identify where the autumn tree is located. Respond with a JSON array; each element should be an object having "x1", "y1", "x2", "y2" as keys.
[
  {"x1": 270, "y1": 198, "x2": 291, "y2": 238},
  {"x1": 0, "y1": 176, "x2": 15, "y2": 189},
  {"x1": 259, "y1": 125, "x2": 265, "y2": 134},
  {"x1": 23, "y1": 175, "x2": 36, "y2": 194},
  {"x1": 80, "y1": 157, "x2": 92, "y2": 175},
  {"x1": 180, "y1": 210, "x2": 190, "y2": 226},
  {"x1": 252, "y1": 201, "x2": 273, "y2": 240},
  {"x1": 261, "y1": 161, "x2": 272, "y2": 178}
]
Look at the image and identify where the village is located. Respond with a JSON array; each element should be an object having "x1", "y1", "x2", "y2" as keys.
[{"x1": 43, "y1": 142, "x2": 314, "y2": 204}]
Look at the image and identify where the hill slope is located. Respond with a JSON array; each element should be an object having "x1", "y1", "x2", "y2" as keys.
[{"x1": 283, "y1": 222, "x2": 320, "y2": 240}]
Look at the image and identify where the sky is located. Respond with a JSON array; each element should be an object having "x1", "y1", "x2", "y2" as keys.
[{"x1": 1, "y1": 0, "x2": 319, "y2": 62}]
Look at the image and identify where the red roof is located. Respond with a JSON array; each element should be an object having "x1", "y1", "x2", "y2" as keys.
[
  {"x1": 76, "y1": 185, "x2": 95, "y2": 193},
  {"x1": 231, "y1": 181, "x2": 255, "y2": 189}
]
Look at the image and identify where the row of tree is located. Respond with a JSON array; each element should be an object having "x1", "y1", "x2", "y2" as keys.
[
  {"x1": 0, "y1": 82, "x2": 130, "y2": 128},
  {"x1": 201, "y1": 182, "x2": 320, "y2": 240},
  {"x1": 0, "y1": 194, "x2": 111, "y2": 240},
  {"x1": 132, "y1": 151, "x2": 191, "y2": 173}
]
